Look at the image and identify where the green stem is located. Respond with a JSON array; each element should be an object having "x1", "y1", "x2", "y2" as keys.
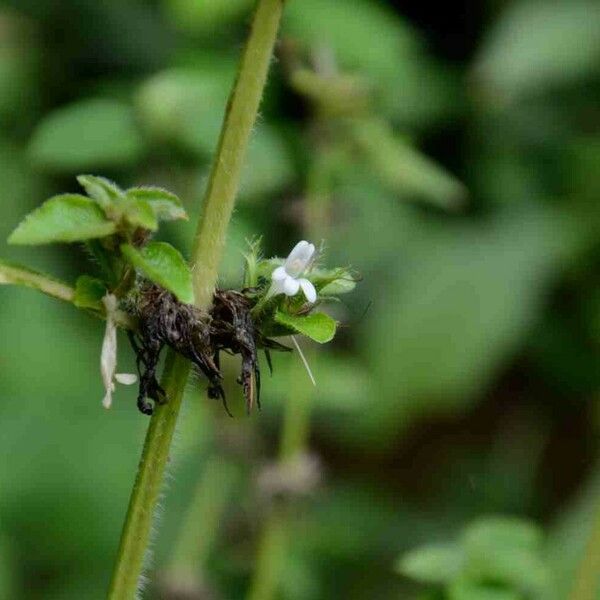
[
  {"x1": 247, "y1": 511, "x2": 286, "y2": 600},
  {"x1": 107, "y1": 1, "x2": 285, "y2": 597},
  {"x1": 0, "y1": 260, "x2": 74, "y2": 303},
  {"x1": 164, "y1": 456, "x2": 239, "y2": 592},
  {"x1": 0, "y1": 260, "x2": 135, "y2": 329},
  {"x1": 569, "y1": 504, "x2": 600, "y2": 600}
]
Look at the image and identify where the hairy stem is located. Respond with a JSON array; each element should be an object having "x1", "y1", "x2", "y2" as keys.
[
  {"x1": 107, "y1": 1, "x2": 285, "y2": 597},
  {"x1": 0, "y1": 260, "x2": 74, "y2": 302},
  {"x1": 0, "y1": 260, "x2": 135, "y2": 329}
]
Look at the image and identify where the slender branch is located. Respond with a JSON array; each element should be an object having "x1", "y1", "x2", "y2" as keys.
[
  {"x1": 0, "y1": 261, "x2": 135, "y2": 329},
  {"x1": 107, "y1": 1, "x2": 286, "y2": 598},
  {"x1": 0, "y1": 260, "x2": 74, "y2": 303},
  {"x1": 247, "y1": 512, "x2": 286, "y2": 600},
  {"x1": 191, "y1": 0, "x2": 286, "y2": 305}
]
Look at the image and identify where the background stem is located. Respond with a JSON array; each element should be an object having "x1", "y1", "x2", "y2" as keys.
[
  {"x1": 247, "y1": 147, "x2": 331, "y2": 600},
  {"x1": 107, "y1": 1, "x2": 285, "y2": 597},
  {"x1": 569, "y1": 504, "x2": 600, "y2": 600}
]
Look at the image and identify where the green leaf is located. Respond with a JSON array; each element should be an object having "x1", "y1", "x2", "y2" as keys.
[
  {"x1": 274, "y1": 311, "x2": 336, "y2": 344},
  {"x1": 284, "y1": 0, "x2": 454, "y2": 124},
  {"x1": 396, "y1": 543, "x2": 464, "y2": 585},
  {"x1": 448, "y1": 579, "x2": 521, "y2": 600},
  {"x1": 474, "y1": 0, "x2": 600, "y2": 102},
  {"x1": 29, "y1": 98, "x2": 144, "y2": 171},
  {"x1": 350, "y1": 118, "x2": 467, "y2": 210},
  {"x1": 312, "y1": 268, "x2": 358, "y2": 295},
  {"x1": 122, "y1": 198, "x2": 158, "y2": 231},
  {"x1": 462, "y1": 517, "x2": 543, "y2": 554},
  {"x1": 73, "y1": 275, "x2": 107, "y2": 310},
  {"x1": 121, "y1": 241, "x2": 193, "y2": 303},
  {"x1": 136, "y1": 66, "x2": 232, "y2": 156},
  {"x1": 125, "y1": 187, "x2": 188, "y2": 221},
  {"x1": 77, "y1": 175, "x2": 124, "y2": 211},
  {"x1": 8, "y1": 194, "x2": 116, "y2": 245},
  {"x1": 462, "y1": 517, "x2": 549, "y2": 594}
]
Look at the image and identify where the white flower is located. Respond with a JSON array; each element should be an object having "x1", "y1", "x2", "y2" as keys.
[
  {"x1": 101, "y1": 294, "x2": 137, "y2": 409},
  {"x1": 267, "y1": 240, "x2": 317, "y2": 303}
]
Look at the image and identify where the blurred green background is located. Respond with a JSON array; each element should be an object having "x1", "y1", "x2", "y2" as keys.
[{"x1": 0, "y1": 0, "x2": 599, "y2": 598}]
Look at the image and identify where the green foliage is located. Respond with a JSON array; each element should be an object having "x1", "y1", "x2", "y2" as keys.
[
  {"x1": 350, "y1": 118, "x2": 467, "y2": 209},
  {"x1": 125, "y1": 187, "x2": 187, "y2": 222},
  {"x1": 8, "y1": 194, "x2": 116, "y2": 245},
  {"x1": 165, "y1": 0, "x2": 253, "y2": 33},
  {"x1": 28, "y1": 98, "x2": 144, "y2": 171},
  {"x1": 398, "y1": 517, "x2": 551, "y2": 598},
  {"x1": 121, "y1": 241, "x2": 194, "y2": 304},
  {"x1": 396, "y1": 543, "x2": 464, "y2": 585},
  {"x1": 77, "y1": 175, "x2": 123, "y2": 212},
  {"x1": 274, "y1": 311, "x2": 337, "y2": 344},
  {"x1": 474, "y1": 0, "x2": 600, "y2": 102},
  {"x1": 73, "y1": 275, "x2": 107, "y2": 311},
  {"x1": 448, "y1": 579, "x2": 521, "y2": 600}
]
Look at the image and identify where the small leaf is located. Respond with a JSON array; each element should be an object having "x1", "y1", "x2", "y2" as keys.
[
  {"x1": 396, "y1": 543, "x2": 464, "y2": 584},
  {"x1": 73, "y1": 275, "x2": 107, "y2": 310},
  {"x1": 126, "y1": 187, "x2": 188, "y2": 221},
  {"x1": 274, "y1": 311, "x2": 336, "y2": 344},
  {"x1": 8, "y1": 194, "x2": 116, "y2": 245},
  {"x1": 121, "y1": 241, "x2": 193, "y2": 303},
  {"x1": 312, "y1": 267, "x2": 358, "y2": 295},
  {"x1": 462, "y1": 517, "x2": 549, "y2": 594},
  {"x1": 123, "y1": 198, "x2": 158, "y2": 231},
  {"x1": 77, "y1": 175, "x2": 124, "y2": 211}
]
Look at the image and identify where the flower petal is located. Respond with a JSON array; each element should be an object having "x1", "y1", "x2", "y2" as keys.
[
  {"x1": 266, "y1": 277, "x2": 287, "y2": 299},
  {"x1": 100, "y1": 296, "x2": 117, "y2": 399},
  {"x1": 115, "y1": 373, "x2": 138, "y2": 385},
  {"x1": 283, "y1": 276, "x2": 300, "y2": 296},
  {"x1": 102, "y1": 382, "x2": 115, "y2": 409},
  {"x1": 285, "y1": 240, "x2": 315, "y2": 276},
  {"x1": 271, "y1": 265, "x2": 287, "y2": 281},
  {"x1": 299, "y1": 278, "x2": 317, "y2": 303}
]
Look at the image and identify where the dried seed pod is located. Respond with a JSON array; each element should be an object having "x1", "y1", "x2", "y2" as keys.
[{"x1": 126, "y1": 282, "x2": 289, "y2": 415}]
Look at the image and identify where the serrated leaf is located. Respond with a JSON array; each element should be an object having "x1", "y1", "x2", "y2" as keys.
[
  {"x1": 274, "y1": 311, "x2": 336, "y2": 344},
  {"x1": 8, "y1": 194, "x2": 116, "y2": 245},
  {"x1": 126, "y1": 187, "x2": 187, "y2": 221},
  {"x1": 396, "y1": 543, "x2": 464, "y2": 584},
  {"x1": 29, "y1": 98, "x2": 144, "y2": 171},
  {"x1": 73, "y1": 275, "x2": 107, "y2": 310},
  {"x1": 123, "y1": 197, "x2": 158, "y2": 231},
  {"x1": 77, "y1": 175, "x2": 124, "y2": 211},
  {"x1": 121, "y1": 241, "x2": 193, "y2": 303}
]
